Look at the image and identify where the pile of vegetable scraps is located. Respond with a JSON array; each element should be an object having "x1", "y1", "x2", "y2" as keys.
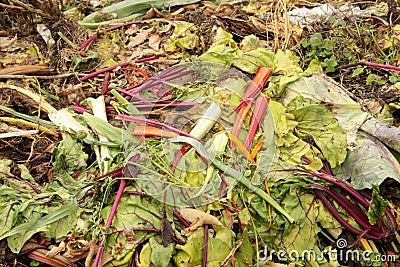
[{"x1": 1, "y1": 23, "x2": 399, "y2": 267}]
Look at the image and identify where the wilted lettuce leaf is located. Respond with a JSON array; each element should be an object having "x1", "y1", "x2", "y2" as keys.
[
  {"x1": 334, "y1": 132, "x2": 400, "y2": 189},
  {"x1": 233, "y1": 48, "x2": 275, "y2": 74},
  {"x1": 274, "y1": 50, "x2": 303, "y2": 76},
  {"x1": 267, "y1": 180, "x2": 342, "y2": 265},
  {"x1": 267, "y1": 100, "x2": 323, "y2": 173},
  {"x1": 198, "y1": 28, "x2": 303, "y2": 78},
  {"x1": 53, "y1": 133, "x2": 88, "y2": 179},
  {"x1": 168, "y1": 22, "x2": 199, "y2": 51},
  {"x1": 101, "y1": 192, "x2": 173, "y2": 260},
  {"x1": 287, "y1": 96, "x2": 347, "y2": 168},
  {"x1": 173, "y1": 227, "x2": 233, "y2": 267},
  {"x1": 0, "y1": 159, "x2": 83, "y2": 253},
  {"x1": 149, "y1": 236, "x2": 174, "y2": 267},
  {"x1": 199, "y1": 28, "x2": 240, "y2": 66},
  {"x1": 5, "y1": 201, "x2": 79, "y2": 253},
  {"x1": 46, "y1": 208, "x2": 81, "y2": 240},
  {"x1": 277, "y1": 133, "x2": 323, "y2": 171},
  {"x1": 235, "y1": 229, "x2": 254, "y2": 267},
  {"x1": 282, "y1": 75, "x2": 368, "y2": 149}
]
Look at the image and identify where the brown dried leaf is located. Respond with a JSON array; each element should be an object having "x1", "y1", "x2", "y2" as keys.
[
  {"x1": 148, "y1": 34, "x2": 161, "y2": 51},
  {"x1": 46, "y1": 240, "x2": 66, "y2": 257},
  {"x1": 124, "y1": 229, "x2": 138, "y2": 250},
  {"x1": 127, "y1": 28, "x2": 154, "y2": 49},
  {"x1": 84, "y1": 239, "x2": 98, "y2": 267},
  {"x1": 125, "y1": 25, "x2": 139, "y2": 36},
  {"x1": 180, "y1": 208, "x2": 222, "y2": 236}
]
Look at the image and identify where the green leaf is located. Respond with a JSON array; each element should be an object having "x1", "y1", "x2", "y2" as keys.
[
  {"x1": 309, "y1": 33, "x2": 323, "y2": 47},
  {"x1": 150, "y1": 237, "x2": 174, "y2": 267},
  {"x1": 173, "y1": 227, "x2": 232, "y2": 267},
  {"x1": 267, "y1": 181, "x2": 342, "y2": 265},
  {"x1": 303, "y1": 58, "x2": 323, "y2": 76},
  {"x1": 352, "y1": 67, "x2": 365, "y2": 77},
  {"x1": 139, "y1": 243, "x2": 152, "y2": 267},
  {"x1": 274, "y1": 50, "x2": 302, "y2": 76},
  {"x1": 173, "y1": 229, "x2": 204, "y2": 266},
  {"x1": 169, "y1": 136, "x2": 294, "y2": 223},
  {"x1": 235, "y1": 229, "x2": 254, "y2": 267},
  {"x1": 334, "y1": 132, "x2": 400, "y2": 189},
  {"x1": 46, "y1": 207, "x2": 81, "y2": 240},
  {"x1": 287, "y1": 96, "x2": 347, "y2": 168},
  {"x1": 167, "y1": 21, "x2": 199, "y2": 51},
  {"x1": 2, "y1": 200, "x2": 79, "y2": 253},
  {"x1": 368, "y1": 185, "x2": 389, "y2": 225},
  {"x1": 322, "y1": 57, "x2": 337, "y2": 73},
  {"x1": 366, "y1": 73, "x2": 378, "y2": 85},
  {"x1": 101, "y1": 193, "x2": 164, "y2": 259},
  {"x1": 299, "y1": 38, "x2": 309, "y2": 48},
  {"x1": 52, "y1": 133, "x2": 88, "y2": 179},
  {"x1": 389, "y1": 75, "x2": 398, "y2": 83}
]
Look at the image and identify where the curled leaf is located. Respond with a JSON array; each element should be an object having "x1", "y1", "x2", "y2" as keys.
[{"x1": 180, "y1": 208, "x2": 222, "y2": 236}]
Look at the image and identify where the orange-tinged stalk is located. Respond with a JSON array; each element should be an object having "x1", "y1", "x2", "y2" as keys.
[
  {"x1": 244, "y1": 96, "x2": 270, "y2": 150},
  {"x1": 230, "y1": 103, "x2": 251, "y2": 148},
  {"x1": 230, "y1": 67, "x2": 272, "y2": 148},
  {"x1": 225, "y1": 132, "x2": 253, "y2": 163},
  {"x1": 132, "y1": 125, "x2": 179, "y2": 138},
  {"x1": 249, "y1": 140, "x2": 263, "y2": 162}
]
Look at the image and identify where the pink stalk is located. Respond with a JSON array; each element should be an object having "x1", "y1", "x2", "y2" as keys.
[
  {"x1": 202, "y1": 224, "x2": 209, "y2": 267},
  {"x1": 243, "y1": 96, "x2": 270, "y2": 150},
  {"x1": 93, "y1": 154, "x2": 140, "y2": 267},
  {"x1": 230, "y1": 67, "x2": 272, "y2": 116},
  {"x1": 133, "y1": 102, "x2": 196, "y2": 110},
  {"x1": 102, "y1": 71, "x2": 111, "y2": 94},
  {"x1": 230, "y1": 84, "x2": 262, "y2": 115},
  {"x1": 74, "y1": 62, "x2": 130, "y2": 84},
  {"x1": 230, "y1": 67, "x2": 272, "y2": 148},
  {"x1": 364, "y1": 61, "x2": 400, "y2": 72}
]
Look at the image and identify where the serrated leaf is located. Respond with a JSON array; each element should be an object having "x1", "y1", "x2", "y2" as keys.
[{"x1": 322, "y1": 57, "x2": 337, "y2": 73}]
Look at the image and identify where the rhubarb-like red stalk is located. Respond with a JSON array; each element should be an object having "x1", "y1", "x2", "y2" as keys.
[
  {"x1": 202, "y1": 224, "x2": 209, "y2": 267},
  {"x1": 243, "y1": 96, "x2": 270, "y2": 150},
  {"x1": 74, "y1": 62, "x2": 130, "y2": 84},
  {"x1": 230, "y1": 67, "x2": 272, "y2": 148},
  {"x1": 94, "y1": 154, "x2": 140, "y2": 267}
]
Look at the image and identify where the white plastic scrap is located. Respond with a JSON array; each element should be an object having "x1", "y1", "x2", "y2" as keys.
[
  {"x1": 36, "y1": 24, "x2": 55, "y2": 49},
  {"x1": 288, "y1": 3, "x2": 388, "y2": 26}
]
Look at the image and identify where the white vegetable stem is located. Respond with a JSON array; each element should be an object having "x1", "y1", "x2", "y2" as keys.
[
  {"x1": 189, "y1": 102, "x2": 222, "y2": 140},
  {"x1": 87, "y1": 96, "x2": 112, "y2": 175}
]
